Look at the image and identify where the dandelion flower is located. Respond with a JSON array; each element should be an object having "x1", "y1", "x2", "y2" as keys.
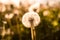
[
  {"x1": 22, "y1": 11, "x2": 40, "y2": 28},
  {"x1": 28, "y1": 3, "x2": 40, "y2": 13},
  {"x1": 5, "y1": 13, "x2": 14, "y2": 19}
]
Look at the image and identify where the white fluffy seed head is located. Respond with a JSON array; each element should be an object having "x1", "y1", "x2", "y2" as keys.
[
  {"x1": 28, "y1": 3, "x2": 40, "y2": 13},
  {"x1": 22, "y1": 11, "x2": 40, "y2": 28},
  {"x1": 5, "y1": 13, "x2": 14, "y2": 19}
]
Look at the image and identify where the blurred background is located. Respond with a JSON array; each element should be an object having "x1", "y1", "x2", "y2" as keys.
[{"x1": 0, "y1": 0, "x2": 60, "y2": 40}]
